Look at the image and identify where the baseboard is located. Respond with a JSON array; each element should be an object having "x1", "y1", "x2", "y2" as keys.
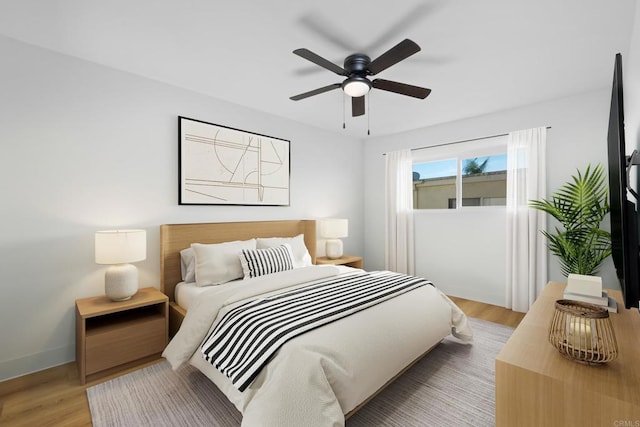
[
  {"x1": 441, "y1": 285, "x2": 504, "y2": 307},
  {"x1": 0, "y1": 345, "x2": 74, "y2": 383}
]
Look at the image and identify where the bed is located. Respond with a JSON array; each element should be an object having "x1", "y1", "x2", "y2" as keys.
[
  {"x1": 160, "y1": 220, "x2": 472, "y2": 426},
  {"x1": 160, "y1": 220, "x2": 318, "y2": 336}
]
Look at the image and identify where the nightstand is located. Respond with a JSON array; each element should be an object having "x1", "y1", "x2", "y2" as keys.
[
  {"x1": 75, "y1": 287, "x2": 168, "y2": 384},
  {"x1": 316, "y1": 255, "x2": 363, "y2": 269}
]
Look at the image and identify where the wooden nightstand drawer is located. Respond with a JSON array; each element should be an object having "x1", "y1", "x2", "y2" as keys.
[
  {"x1": 76, "y1": 287, "x2": 169, "y2": 384},
  {"x1": 85, "y1": 315, "x2": 166, "y2": 374}
]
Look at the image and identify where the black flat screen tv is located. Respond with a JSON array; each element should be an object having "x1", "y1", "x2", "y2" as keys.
[{"x1": 606, "y1": 53, "x2": 640, "y2": 309}]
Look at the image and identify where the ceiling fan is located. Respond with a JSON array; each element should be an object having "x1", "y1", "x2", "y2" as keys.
[{"x1": 290, "y1": 39, "x2": 431, "y2": 117}]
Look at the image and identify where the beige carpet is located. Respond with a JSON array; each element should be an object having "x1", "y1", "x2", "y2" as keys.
[{"x1": 87, "y1": 317, "x2": 513, "y2": 426}]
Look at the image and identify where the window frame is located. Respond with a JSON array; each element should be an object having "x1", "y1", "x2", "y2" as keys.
[{"x1": 412, "y1": 135, "x2": 508, "y2": 211}]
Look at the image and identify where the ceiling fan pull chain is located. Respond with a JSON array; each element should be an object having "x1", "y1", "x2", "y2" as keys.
[
  {"x1": 343, "y1": 93, "x2": 346, "y2": 129},
  {"x1": 367, "y1": 93, "x2": 371, "y2": 136}
]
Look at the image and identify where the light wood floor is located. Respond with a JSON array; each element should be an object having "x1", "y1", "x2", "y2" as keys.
[
  {"x1": 0, "y1": 297, "x2": 525, "y2": 427},
  {"x1": 448, "y1": 295, "x2": 525, "y2": 328}
]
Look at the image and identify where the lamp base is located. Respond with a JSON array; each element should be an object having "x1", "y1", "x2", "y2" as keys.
[
  {"x1": 325, "y1": 239, "x2": 344, "y2": 260},
  {"x1": 105, "y1": 264, "x2": 138, "y2": 301}
]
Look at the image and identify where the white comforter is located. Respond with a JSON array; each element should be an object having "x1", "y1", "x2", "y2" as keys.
[{"x1": 163, "y1": 265, "x2": 473, "y2": 427}]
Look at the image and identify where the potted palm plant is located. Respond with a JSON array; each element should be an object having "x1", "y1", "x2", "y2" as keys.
[{"x1": 530, "y1": 163, "x2": 612, "y2": 276}]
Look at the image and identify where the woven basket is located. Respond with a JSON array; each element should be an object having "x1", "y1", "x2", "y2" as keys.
[{"x1": 548, "y1": 299, "x2": 618, "y2": 364}]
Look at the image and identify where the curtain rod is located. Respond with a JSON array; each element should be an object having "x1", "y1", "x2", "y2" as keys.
[{"x1": 382, "y1": 126, "x2": 552, "y2": 155}]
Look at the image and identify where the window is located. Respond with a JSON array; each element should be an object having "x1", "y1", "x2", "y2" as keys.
[
  {"x1": 461, "y1": 154, "x2": 507, "y2": 207},
  {"x1": 412, "y1": 137, "x2": 507, "y2": 210},
  {"x1": 413, "y1": 158, "x2": 457, "y2": 209}
]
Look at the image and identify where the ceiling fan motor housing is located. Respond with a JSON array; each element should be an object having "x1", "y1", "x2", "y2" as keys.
[
  {"x1": 342, "y1": 54, "x2": 373, "y2": 97},
  {"x1": 344, "y1": 54, "x2": 371, "y2": 76}
]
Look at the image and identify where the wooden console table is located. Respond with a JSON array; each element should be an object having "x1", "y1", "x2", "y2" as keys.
[{"x1": 496, "y1": 282, "x2": 640, "y2": 426}]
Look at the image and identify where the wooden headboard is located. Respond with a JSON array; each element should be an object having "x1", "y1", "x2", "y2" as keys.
[{"x1": 160, "y1": 220, "x2": 317, "y2": 302}]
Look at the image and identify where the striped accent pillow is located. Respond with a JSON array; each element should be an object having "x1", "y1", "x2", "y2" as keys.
[{"x1": 240, "y1": 244, "x2": 295, "y2": 278}]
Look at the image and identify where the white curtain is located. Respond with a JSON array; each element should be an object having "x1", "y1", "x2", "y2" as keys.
[
  {"x1": 505, "y1": 127, "x2": 547, "y2": 312},
  {"x1": 385, "y1": 149, "x2": 415, "y2": 275}
]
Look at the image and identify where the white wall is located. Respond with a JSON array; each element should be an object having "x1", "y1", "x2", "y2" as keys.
[
  {"x1": 414, "y1": 209, "x2": 506, "y2": 304},
  {"x1": 363, "y1": 89, "x2": 618, "y2": 306},
  {"x1": 0, "y1": 35, "x2": 364, "y2": 381},
  {"x1": 626, "y1": 3, "x2": 640, "y2": 151}
]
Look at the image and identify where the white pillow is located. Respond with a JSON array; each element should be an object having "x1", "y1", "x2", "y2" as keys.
[
  {"x1": 179, "y1": 247, "x2": 196, "y2": 283},
  {"x1": 240, "y1": 244, "x2": 295, "y2": 278},
  {"x1": 192, "y1": 239, "x2": 256, "y2": 286},
  {"x1": 256, "y1": 234, "x2": 312, "y2": 268}
]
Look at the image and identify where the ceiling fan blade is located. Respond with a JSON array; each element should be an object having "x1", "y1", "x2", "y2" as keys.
[
  {"x1": 293, "y1": 48, "x2": 346, "y2": 75},
  {"x1": 352, "y1": 96, "x2": 365, "y2": 117},
  {"x1": 290, "y1": 83, "x2": 341, "y2": 101},
  {"x1": 372, "y1": 79, "x2": 431, "y2": 99},
  {"x1": 367, "y1": 39, "x2": 421, "y2": 75}
]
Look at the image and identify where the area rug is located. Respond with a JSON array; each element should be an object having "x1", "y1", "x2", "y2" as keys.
[{"x1": 87, "y1": 317, "x2": 513, "y2": 427}]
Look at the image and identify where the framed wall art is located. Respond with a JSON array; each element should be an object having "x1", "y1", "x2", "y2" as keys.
[{"x1": 178, "y1": 116, "x2": 290, "y2": 206}]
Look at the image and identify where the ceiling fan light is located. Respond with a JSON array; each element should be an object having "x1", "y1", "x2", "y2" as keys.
[{"x1": 342, "y1": 78, "x2": 371, "y2": 97}]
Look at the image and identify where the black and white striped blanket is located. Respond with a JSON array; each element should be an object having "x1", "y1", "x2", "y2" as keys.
[{"x1": 200, "y1": 271, "x2": 433, "y2": 391}]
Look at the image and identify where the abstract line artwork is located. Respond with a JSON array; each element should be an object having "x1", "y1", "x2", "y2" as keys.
[{"x1": 179, "y1": 117, "x2": 290, "y2": 205}]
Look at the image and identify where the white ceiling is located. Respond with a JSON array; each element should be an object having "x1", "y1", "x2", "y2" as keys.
[{"x1": 0, "y1": 0, "x2": 636, "y2": 138}]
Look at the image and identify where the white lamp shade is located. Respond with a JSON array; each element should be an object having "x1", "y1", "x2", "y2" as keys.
[
  {"x1": 319, "y1": 219, "x2": 348, "y2": 239},
  {"x1": 95, "y1": 230, "x2": 146, "y2": 265}
]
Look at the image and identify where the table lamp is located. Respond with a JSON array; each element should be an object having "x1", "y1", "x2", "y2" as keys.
[
  {"x1": 319, "y1": 219, "x2": 348, "y2": 259},
  {"x1": 95, "y1": 229, "x2": 146, "y2": 301}
]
